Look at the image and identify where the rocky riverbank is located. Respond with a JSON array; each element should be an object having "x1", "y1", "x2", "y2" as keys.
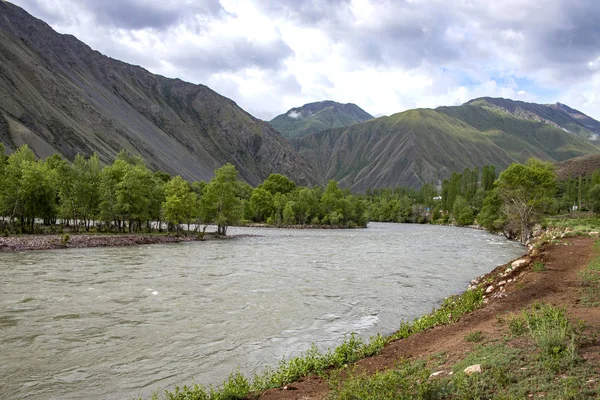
[{"x1": 0, "y1": 233, "x2": 249, "y2": 252}]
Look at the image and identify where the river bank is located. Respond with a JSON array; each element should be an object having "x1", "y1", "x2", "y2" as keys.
[
  {"x1": 0, "y1": 232, "x2": 254, "y2": 252},
  {"x1": 253, "y1": 230, "x2": 600, "y2": 399}
]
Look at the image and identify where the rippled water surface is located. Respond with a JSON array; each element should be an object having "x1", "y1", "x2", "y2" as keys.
[{"x1": 0, "y1": 223, "x2": 524, "y2": 399}]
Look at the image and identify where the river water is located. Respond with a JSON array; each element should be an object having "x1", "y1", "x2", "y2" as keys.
[{"x1": 0, "y1": 223, "x2": 524, "y2": 399}]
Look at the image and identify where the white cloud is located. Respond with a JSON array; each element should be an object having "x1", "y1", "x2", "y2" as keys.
[{"x1": 9, "y1": 0, "x2": 600, "y2": 121}]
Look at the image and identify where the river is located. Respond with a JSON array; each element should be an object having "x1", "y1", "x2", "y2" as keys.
[{"x1": 0, "y1": 223, "x2": 524, "y2": 399}]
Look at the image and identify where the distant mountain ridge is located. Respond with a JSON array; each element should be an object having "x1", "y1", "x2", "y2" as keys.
[
  {"x1": 467, "y1": 97, "x2": 600, "y2": 141},
  {"x1": 0, "y1": 1, "x2": 319, "y2": 186},
  {"x1": 269, "y1": 101, "x2": 373, "y2": 139},
  {"x1": 292, "y1": 98, "x2": 600, "y2": 191}
]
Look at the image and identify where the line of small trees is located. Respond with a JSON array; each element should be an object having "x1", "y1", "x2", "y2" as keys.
[{"x1": 0, "y1": 145, "x2": 368, "y2": 235}]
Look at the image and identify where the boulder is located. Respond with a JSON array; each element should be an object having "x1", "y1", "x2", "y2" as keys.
[
  {"x1": 430, "y1": 371, "x2": 445, "y2": 378},
  {"x1": 486, "y1": 285, "x2": 495, "y2": 294},
  {"x1": 464, "y1": 364, "x2": 482, "y2": 375},
  {"x1": 512, "y1": 259, "x2": 528, "y2": 269}
]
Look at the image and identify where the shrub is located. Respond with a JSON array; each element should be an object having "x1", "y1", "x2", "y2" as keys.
[{"x1": 61, "y1": 233, "x2": 70, "y2": 246}]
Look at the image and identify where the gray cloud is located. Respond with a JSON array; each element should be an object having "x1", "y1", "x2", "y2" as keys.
[{"x1": 170, "y1": 37, "x2": 294, "y2": 74}]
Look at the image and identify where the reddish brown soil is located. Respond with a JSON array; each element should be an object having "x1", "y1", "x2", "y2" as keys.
[{"x1": 255, "y1": 237, "x2": 600, "y2": 400}]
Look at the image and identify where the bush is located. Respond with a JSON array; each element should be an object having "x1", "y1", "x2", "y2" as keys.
[{"x1": 61, "y1": 234, "x2": 70, "y2": 246}]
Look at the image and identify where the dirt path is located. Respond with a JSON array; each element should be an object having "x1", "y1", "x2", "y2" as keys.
[{"x1": 257, "y1": 237, "x2": 599, "y2": 400}]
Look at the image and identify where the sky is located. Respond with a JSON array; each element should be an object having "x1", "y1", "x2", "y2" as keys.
[{"x1": 10, "y1": 0, "x2": 600, "y2": 121}]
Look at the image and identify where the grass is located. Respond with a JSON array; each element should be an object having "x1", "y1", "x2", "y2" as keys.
[
  {"x1": 532, "y1": 261, "x2": 546, "y2": 272},
  {"x1": 329, "y1": 304, "x2": 598, "y2": 400},
  {"x1": 392, "y1": 287, "x2": 485, "y2": 340},
  {"x1": 580, "y1": 240, "x2": 600, "y2": 307},
  {"x1": 545, "y1": 215, "x2": 600, "y2": 235},
  {"x1": 157, "y1": 333, "x2": 387, "y2": 400},
  {"x1": 464, "y1": 331, "x2": 484, "y2": 343}
]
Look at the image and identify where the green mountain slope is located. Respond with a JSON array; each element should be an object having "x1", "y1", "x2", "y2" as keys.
[
  {"x1": 0, "y1": 1, "x2": 319, "y2": 186},
  {"x1": 467, "y1": 97, "x2": 600, "y2": 140},
  {"x1": 292, "y1": 100, "x2": 600, "y2": 191},
  {"x1": 269, "y1": 101, "x2": 373, "y2": 139}
]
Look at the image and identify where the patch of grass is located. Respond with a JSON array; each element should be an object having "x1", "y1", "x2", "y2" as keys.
[
  {"x1": 464, "y1": 331, "x2": 484, "y2": 343},
  {"x1": 159, "y1": 333, "x2": 388, "y2": 400},
  {"x1": 330, "y1": 319, "x2": 598, "y2": 400},
  {"x1": 392, "y1": 287, "x2": 485, "y2": 340},
  {"x1": 508, "y1": 303, "x2": 579, "y2": 371},
  {"x1": 580, "y1": 240, "x2": 600, "y2": 307},
  {"x1": 532, "y1": 261, "x2": 546, "y2": 272}
]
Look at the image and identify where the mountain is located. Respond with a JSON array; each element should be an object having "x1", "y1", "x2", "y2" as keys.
[
  {"x1": 0, "y1": 1, "x2": 319, "y2": 186},
  {"x1": 467, "y1": 97, "x2": 600, "y2": 141},
  {"x1": 269, "y1": 101, "x2": 373, "y2": 139},
  {"x1": 292, "y1": 98, "x2": 600, "y2": 191}
]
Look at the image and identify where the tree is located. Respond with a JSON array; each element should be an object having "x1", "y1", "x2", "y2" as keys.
[
  {"x1": 588, "y1": 184, "x2": 600, "y2": 213},
  {"x1": 452, "y1": 196, "x2": 474, "y2": 227},
  {"x1": 98, "y1": 159, "x2": 131, "y2": 232},
  {"x1": 261, "y1": 173, "x2": 296, "y2": 195},
  {"x1": 247, "y1": 186, "x2": 275, "y2": 222},
  {"x1": 200, "y1": 164, "x2": 243, "y2": 235},
  {"x1": 116, "y1": 164, "x2": 154, "y2": 232},
  {"x1": 1, "y1": 145, "x2": 36, "y2": 229},
  {"x1": 496, "y1": 159, "x2": 556, "y2": 244},
  {"x1": 20, "y1": 160, "x2": 58, "y2": 232},
  {"x1": 162, "y1": 176, "x2": 196, "y2": 236}
]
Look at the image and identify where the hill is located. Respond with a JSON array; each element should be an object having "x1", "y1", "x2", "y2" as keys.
[
  {"x1": 292, "y1": 99, "x2": 600, "y2": 191},
  {"x1": 555, "y1": 154, "x2": 600, "y2": 180},
  {"x1": 0, "y1": 1, "x2": 319, "y2": 186},
  {"x1": 269, "y1": 101, "x2": 373, "y2": 139}
]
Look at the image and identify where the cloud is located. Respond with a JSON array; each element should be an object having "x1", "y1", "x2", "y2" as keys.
[{"x1": 7, "y1": 0, "x2": 600, "y2": 121}]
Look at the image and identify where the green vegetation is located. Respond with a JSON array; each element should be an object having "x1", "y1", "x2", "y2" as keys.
[
  {"x1": 580, "y1": 240, "x2": 600, "y2": 307},
  {"x1": 464, "y1": 331, "x2": 484, "y2": 343},
  {"x1": 392, "y1": 288, "x2": 484, "y2": 340},
  {"x1": 269, "y1": 101, "x2": 373, "y2": 139},
  {"x1": 533, "y1": 261, "x2": 546, "y2": 272},
  {"x1": 292, "y1": 98, "x2": 600, "y2": 193},
  {"x1": 331, "y1": 304, "x2": 597, "y2": 400},
  {"x1": 0, "y1": 146, "x2": 368, "y2": 236}
]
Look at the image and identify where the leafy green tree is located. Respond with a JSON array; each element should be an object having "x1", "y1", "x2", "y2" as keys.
[
  {"x1": 496, "y1": 159, "x2": 557, "y2": 243},
  {"x1": 261, "y1": 173, "x2": 296, "y2": 195},
  {"x1": 452, "y1": 196, "x2": 474, "y2": 226},
  {"x1": 116, "y1": 164, "x2": 154, "y2": 232},
  {"x1": 200, "y1": 164, "x2": 243, "y2": 235},
  {"x1": 282, "y1": 201, "x2": 296, "y2": 225},
  {"x1": 20, "y1": 160, "x2": 58, "y2": 232},
  {"x1": 98, "y1": 159, "x2": 131, "y2": 232},
  {"x1": 588, "y1": 184, "x2": 600, "y2": 213},
  {"x1": 162, "y1": 176, "x2": 197, "y2": 236},
  {"x1": 247, "y1": 186, "x2": 275, "y2": 222},
  {"x1": 1, "y1": 145, "x2": 36, "y2": 228}
]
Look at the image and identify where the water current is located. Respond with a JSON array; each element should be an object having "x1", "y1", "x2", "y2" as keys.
[{"x1": 0, "y1": 223, "x2": 525, "y2": 399}]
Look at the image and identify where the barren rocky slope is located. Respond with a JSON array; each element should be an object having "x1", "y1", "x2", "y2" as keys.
[{"x1": 0, "y1": 1, "x2": 319, "y2": 186}]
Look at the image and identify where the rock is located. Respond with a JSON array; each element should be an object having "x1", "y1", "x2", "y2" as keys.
[
  {"x1": 498, "y1": 280, "x2": 506, "y2": 286},
  {"x1": 486, "y1": 285, "x2": 494, "y2": 294},
  {"x1": 590, "y1": 232, "x2": 600, "y2": 237},
  {"x1": 464, "y1": 364, "x2": 482, "y2": 375},
  {"x1": 505, "y1": 267, "x2": 513, "y2": 274},
  {"x1": 529, "y1": 248, "x2": 540, "y2": 257},
  {"x1": 430, "y1": 371, "x2": 445, "y2": 378},
  {"x1": 508, "y1": 279, "x2": 513, "y2": 283},
  {"x1": 512, "y1": 259, "x2": 528, "y2": 269}
]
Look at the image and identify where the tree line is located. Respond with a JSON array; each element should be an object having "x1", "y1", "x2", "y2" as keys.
[
  {"x1": 2, "y1": 143, "x2": 598, "y2": 243},
  {"x1": 0, "y1": 145, "x2": 368, "y2": 235}
]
